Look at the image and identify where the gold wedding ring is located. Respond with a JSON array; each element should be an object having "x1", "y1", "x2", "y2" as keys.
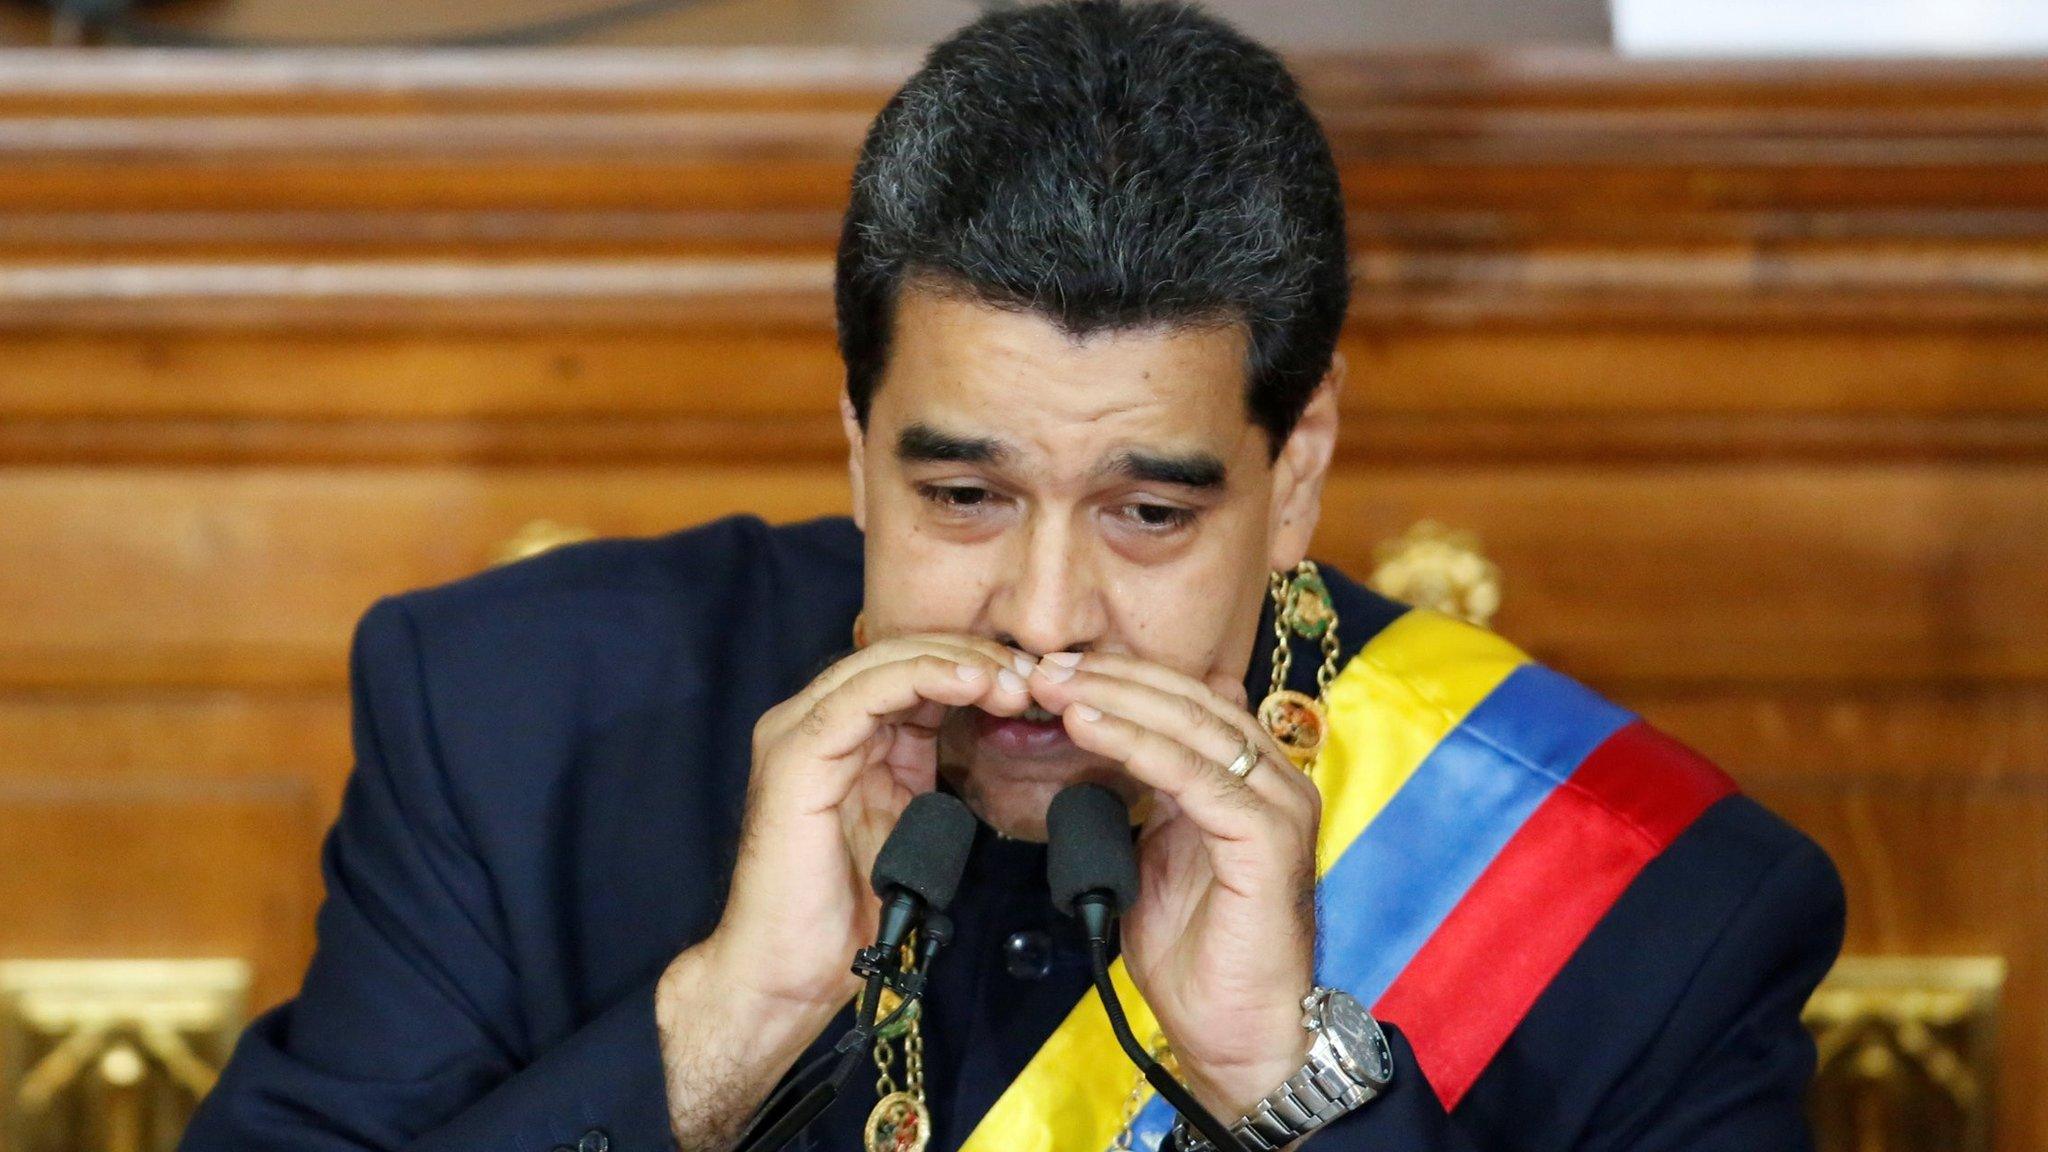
[{"x1": 1223, "y1": 732, "x2": 1262, "y2": 780}]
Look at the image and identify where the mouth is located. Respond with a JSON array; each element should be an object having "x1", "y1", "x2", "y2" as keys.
[{"x1": 970, "y1": 704, "x2": 1074, "y2": 759}]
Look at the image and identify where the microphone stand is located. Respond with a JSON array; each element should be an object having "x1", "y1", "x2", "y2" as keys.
[
  {"x1": 736, "y1": 790, "x2": 974, "y2": 1152},
  {"x1": 732, "y1": 915, "x2": 953, "y2": 1152}
]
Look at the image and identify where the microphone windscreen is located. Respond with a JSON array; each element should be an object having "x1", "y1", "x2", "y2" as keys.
[
  {"x1": 1046, "y1": 783, "x2": 1140, "y2": 916},
  {"x1": 869, "y1": 791, "x2": 978, "y2": 911}
]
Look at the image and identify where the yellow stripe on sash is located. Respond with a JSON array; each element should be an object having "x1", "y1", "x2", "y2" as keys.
[{"x1": 958, "y1": 610, "x2": 1529, "y2": 1152}]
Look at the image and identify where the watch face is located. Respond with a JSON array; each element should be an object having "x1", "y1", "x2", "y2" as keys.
[{"x1": 1323, "y1": 992, "x2": 1395, "y2": 1087}]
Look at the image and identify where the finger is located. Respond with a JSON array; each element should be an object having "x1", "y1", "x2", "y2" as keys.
[
  {"x1": 762, "y1": 637, "x2": 1029, "y2": 744},
  {"x1": 1058, "y1": 704, "x2": 1289, "y2": 852},
  {"x1": 1035, "y1": 653, "x2": 1311, "y2": 810},
  {"x1": 1045, "y1": 653, "x2": 1319, "y2": 813},
  {"x1": 1033, "y1": 664, "x2": 1316, "y2": 820},
  {"x1": 765, "y1": 652, "x2": 1038, "y2": 812},
  {"x1": 1040, "y1": 651, "x2": 1243, "y2": 724},
  {"x1": 804, "y1": 633, "x2": 1023, "y2": 704}
]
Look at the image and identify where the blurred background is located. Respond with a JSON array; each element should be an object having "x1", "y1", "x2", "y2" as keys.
[{"x1": 0, "y1": 1, "x2": 2041, "y2": 1150}]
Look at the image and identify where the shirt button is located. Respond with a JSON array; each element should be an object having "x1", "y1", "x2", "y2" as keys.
[
  {"x1": 578, "y1": 1131, "x2": 610, "y2": 1152},
  {"x1": 1003, "y1": 929, "x2": 1054, "y2": 980}
]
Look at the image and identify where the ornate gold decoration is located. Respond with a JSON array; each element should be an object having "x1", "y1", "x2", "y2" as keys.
[
  {"x1": 1258, "y1": 562, "x2": 1340, "y2": 769},
  {"x1": 873, "y1": 983, "x2": 919, "y2": 1041},
  {"x1": 1803, "y1": 955, "x2": 2003, "y2": 1152},
  {"x1": 1368, "y1": 520, "x2": 1502, "y2": 628},
  {"x1": 867, "y1": 934, "x2": 928, "y2": 1152},
  {"x1": 863, "y1": 1090, "x2": 930, "y2": 1152},
  {"x1": 1257, "y1": 689, "x2": 1326, "y2": 768},
  {"x1": 492, "y1": 519, "x2": 598, "y2": 566},
  {"x1": 1, "y1": 959, "x2": 249, "y2": 1152}
]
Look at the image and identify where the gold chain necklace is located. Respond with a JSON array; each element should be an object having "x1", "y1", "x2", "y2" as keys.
[
  {"x1": 1256, "y1": 562, "x2": 1341, "y2": 769},
  {"x1": 865, "y1": 933, "x2": 931, "y2": 1152}
]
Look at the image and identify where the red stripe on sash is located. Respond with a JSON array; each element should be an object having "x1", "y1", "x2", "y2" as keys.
[{"x1": 1372, "y1": 720, "x2": 1737, "y2": 1108}]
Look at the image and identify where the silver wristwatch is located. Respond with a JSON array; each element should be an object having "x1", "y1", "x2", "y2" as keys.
[{"x1": 1170, "y1": 988, "x2": 1394, "y2": 1152}]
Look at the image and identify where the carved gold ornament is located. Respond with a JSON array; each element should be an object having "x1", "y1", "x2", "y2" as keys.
[
  {"x1": 1368, "y1": 520, "x2": 1503, "y2": 628},
  {"x1": 1, "y1": 959, "x2": 248, "y2": 1152},
  {"x1": 1803, "y1": 955, "x2": 2003, "y2": 1152},
  {"x1": 493, "y1": 519, "x2": 598, "y2": 566}
]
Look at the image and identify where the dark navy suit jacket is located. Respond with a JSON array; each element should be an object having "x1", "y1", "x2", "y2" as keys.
[{"x1": 181, "y1": 514, "x2": 1845, "y2": 1152}]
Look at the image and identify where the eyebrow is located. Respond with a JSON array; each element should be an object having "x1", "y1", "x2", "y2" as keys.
[
  {"x1": 895, "y1": 421, "x2": 1228, "y2": 491},
  {"x1": 895, "y1": 422, "x2": 1013, "y2": 466},
  {"x1": 1102, "y1": 448, "x2": 1228, "y2": 490}
]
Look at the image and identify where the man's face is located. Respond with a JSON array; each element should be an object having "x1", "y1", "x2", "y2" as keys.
[{"x1": 842, "y1": 283, "x2": 1339, "y2": 840}]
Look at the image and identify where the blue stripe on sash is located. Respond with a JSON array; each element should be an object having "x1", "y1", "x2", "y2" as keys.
[{"x1": 1125, "y1": 665, "x2": 1634, "y2": 1147}]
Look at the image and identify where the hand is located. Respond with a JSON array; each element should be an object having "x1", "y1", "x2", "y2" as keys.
[
  {"x1": 1026, "y1": 653, "x2": 1321, "y2": 1122},
  {"x1": 712, "y1": 631, "x2": 1035, "y2": 1010},
  {"x1": 653, "y1": 632, "x2": 1034, "y2": 1149}
]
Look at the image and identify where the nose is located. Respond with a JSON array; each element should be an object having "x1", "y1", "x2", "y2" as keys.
[{"x1": 989, "y1": 511, "x2": 1106, "y2": 657}]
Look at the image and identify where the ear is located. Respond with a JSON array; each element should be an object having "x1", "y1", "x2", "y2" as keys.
[
  {"x1": 840, "y1": 391, "x2": 869, "y2": 532},
  {"x1": 1266, "y1": 351, "x2": 1345, "y2": 571}
]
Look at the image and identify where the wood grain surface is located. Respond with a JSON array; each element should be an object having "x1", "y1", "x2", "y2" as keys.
[{"x1": 0, "y1": 48, "x2": 2039, "y2": 1149}]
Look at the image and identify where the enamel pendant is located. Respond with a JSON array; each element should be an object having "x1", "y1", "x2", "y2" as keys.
[
  {"x1": 1258, "y1": 688, "x2": 1327, "y2": 767},
  {"x1": 864, "y1": 1091, "x2": 931, "y2": 1152},
  {"x1": 1281, "y1": 569, "x2": 1334, "y2": 640},
  {"x1": 874, "y1": 985, "x2": 920, "y2": 1040}
]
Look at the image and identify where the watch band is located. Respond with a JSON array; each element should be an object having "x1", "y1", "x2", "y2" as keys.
[{"x1": 1170, "y1": 988, "x2": 1389, "y2": 1152}]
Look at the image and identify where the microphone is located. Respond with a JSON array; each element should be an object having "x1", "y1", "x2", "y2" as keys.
[
  {"x1": 1047, "y1": 782, "x2": 1141, "y2": 940},
  {"x1": 1046, "y1": 784, "x2": 1248, "y2": 1152},
  {"x1": 870, "y1": 790, "x2": 978, "y2": 954}
]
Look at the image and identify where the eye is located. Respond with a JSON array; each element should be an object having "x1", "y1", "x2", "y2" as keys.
[
  {"x1": 916, "y1": 483, "x2": 995, "y2": 512},
  {"x1": 1120, "y1": 502, "x2": 1198, "y2": 532}
]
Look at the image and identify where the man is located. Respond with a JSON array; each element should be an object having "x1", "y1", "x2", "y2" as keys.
[{"x1": 181, "y1": 2, "x2": 1844, "y2": 1150}]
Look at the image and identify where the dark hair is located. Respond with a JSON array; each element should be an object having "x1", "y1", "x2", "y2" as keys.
[{"x1": 835, "y1": 0, "x2": 1350, "y2": 458}]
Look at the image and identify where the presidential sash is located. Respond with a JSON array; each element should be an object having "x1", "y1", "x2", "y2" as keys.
[{"x1": 958, "y1": 608, "x2": 1735, "y2": 1151}]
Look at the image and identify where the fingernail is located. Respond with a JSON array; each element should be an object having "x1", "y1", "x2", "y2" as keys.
[
  {"x1": 1011, "y1": 652, "x2": 1037, "y2": 677},
  {"x1": 1044, "y1": 651, "x2": 1083, "y2": 668},
  {"x1": 1035, "y1": 661, "x2": 1075, "y2": 683},
  {"x1": 1074, "y1": 704, "x2": 1102, "y2": 722},
  {"x1": 998, "y1": 669, "x2": 1027, "y2": 694},
  {"x1": 955, "y1": 662, "x2": 985, "y2": 681}
]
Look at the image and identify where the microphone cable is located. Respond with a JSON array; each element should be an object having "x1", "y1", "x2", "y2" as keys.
[{"x1": 1050, "y1": 783, "x2": 1249, "y2": 1152}]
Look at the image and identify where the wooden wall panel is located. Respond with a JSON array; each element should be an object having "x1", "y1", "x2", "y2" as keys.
[
  {"x1": 0, "y1": 787, "x2": 322, "y2": 1010},
  {"x1": 4, "y1": 325, "x2": 2048, "y2": 469},
  {"x1": 0, "y1": 48, "x2": 2040, "y2": 1152},
  {"x1": 1757, "y1": 785, "x2": 2048, "y2": 1145},
  {"x1": 2, "y1": 463, "x2": 2044, "y2": 688},
  {"x1": 7, "y1": 322, "x2": 2048, "y2": 423}
]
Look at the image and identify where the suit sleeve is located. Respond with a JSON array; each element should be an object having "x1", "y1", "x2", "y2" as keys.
[
  {"x1": 1294, "y1": 830, "x2": 1843, "y2": 1151},
  {"x1": 1584, "y1": 831, "x2": 1845, "y2": 1151},
  {"x1": 179, "y1": 597, "x2": 678, "y2": 1152}
]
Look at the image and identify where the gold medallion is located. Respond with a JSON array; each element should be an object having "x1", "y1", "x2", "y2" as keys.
[
  {"x1": 1257, "y1": 688, "x2": 1327, "y2": 767},
  {"x1": 864, "y1": 1090, "x2": 931, "y2": 1152}
]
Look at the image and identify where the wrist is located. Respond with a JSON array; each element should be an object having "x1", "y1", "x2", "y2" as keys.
[
  {"x1": 1173, "y1": 988, "x2": 1393, "y2": 1152},
  {"x1": 1180, "y1": 1039, "x2": 1314, "y2": 1126},
  {"x1": 655, "y1": 934, "x2": 849, "y2": 1078}
]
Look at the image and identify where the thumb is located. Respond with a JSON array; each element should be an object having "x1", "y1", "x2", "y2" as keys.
[{"x1": 1207, "y1": 673, "x2": 1250, "y2": 712}]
